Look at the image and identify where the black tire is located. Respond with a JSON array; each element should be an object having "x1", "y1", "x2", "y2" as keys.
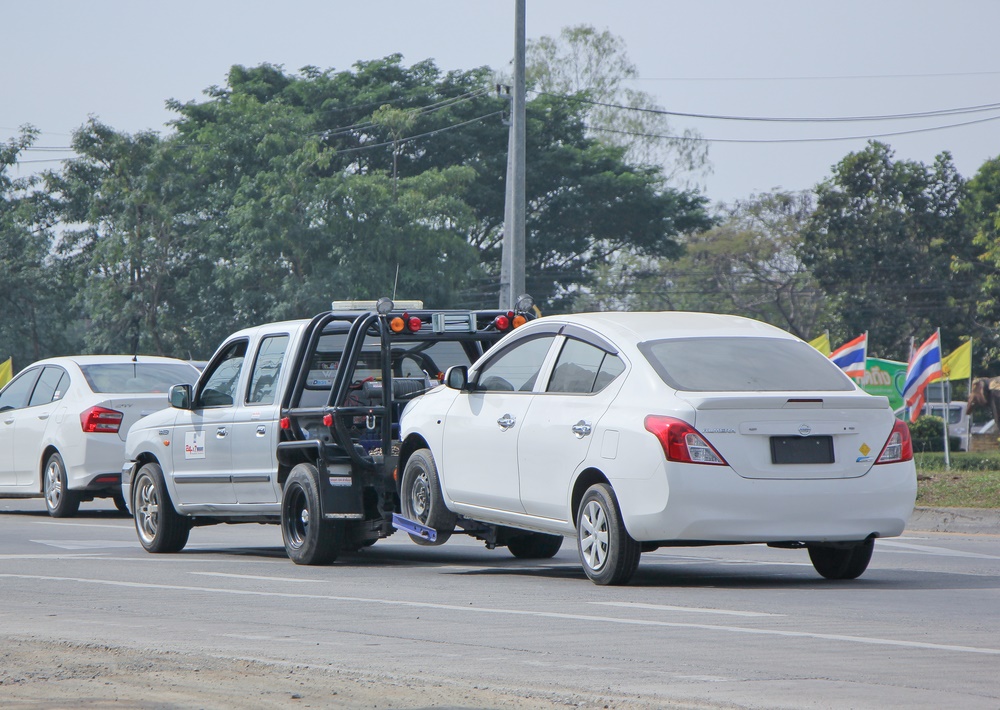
[
  {"x1": 43, "y1": 452, "x2": 81, "y2": 518},
  {"x1": 281, "y1": 464, "x2": 339, "y2": 565},
  {"x1": 808, "y1": 539, "x2": 874, "y2": 580},
  {"x1": 508, "y1": 532, "x2": 564, "y2": 559},
  {"x1": 112, "y1": 489, "x2": 130, "y2": 515},
  {"x1": 400, "y1": 449, "x2": 456, "y2": 546},
  {"x1": 132, "y1": 462, "x2": 190, "y2": 553},
  {"x1": 576, "y1": 483, "x2": 641, "y2": 585}
]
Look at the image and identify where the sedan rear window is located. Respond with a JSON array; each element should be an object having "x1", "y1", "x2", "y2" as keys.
[
  {"x1": 639, "y1": 337, "x2": 854, "y2": 392},
  {"x1": 80, "y1": 363, "x2": 200, "y2": 393}
]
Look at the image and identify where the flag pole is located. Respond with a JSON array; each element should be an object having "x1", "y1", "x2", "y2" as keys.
[{"x1": 939, "y1": 329, "x2": 950, "y2": 470}]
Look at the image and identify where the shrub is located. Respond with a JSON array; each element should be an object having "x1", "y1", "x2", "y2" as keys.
[{"x1": 908, "y1": 415, "x2": 961, "y2": 453}]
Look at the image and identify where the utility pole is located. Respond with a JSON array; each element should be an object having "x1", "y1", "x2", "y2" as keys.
[{"x1": 499, "y1": 0, "x2": 526, "y2": 309}]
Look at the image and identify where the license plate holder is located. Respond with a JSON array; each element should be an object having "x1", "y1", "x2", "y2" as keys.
[{"x1": 770, "y1": 435, "x2": 834, "y2": 464}]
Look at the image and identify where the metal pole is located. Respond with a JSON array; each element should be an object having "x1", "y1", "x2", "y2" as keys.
[{"x1": 499, "y1": 0, "x2": 526, "y2": 309}]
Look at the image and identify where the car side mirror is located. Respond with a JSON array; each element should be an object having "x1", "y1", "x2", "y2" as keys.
[
  {"x1": 444, "y1": 365, "x2": 469, "y2": 391},
  {"x1": 169, "y1": 383, "x2": 193, "y2": 410}
]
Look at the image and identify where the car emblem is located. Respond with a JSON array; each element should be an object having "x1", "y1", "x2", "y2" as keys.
[{"x1": 798, "y1": 424, "x2": 812, "y2": 437}]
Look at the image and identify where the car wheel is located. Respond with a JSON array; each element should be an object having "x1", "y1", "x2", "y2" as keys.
[
  {"x1": 400, "y1": 449, "x2": 456, "y2": 546},
  {"x1": 132, "y1": 462, "x2": 190, "y2": 553},
  {"x1": 281, "y1": 463, "x2": 339, "y2": 565},
  {"x1": 508, "y1": 532, "x2": 564, "y2": 559},
  {"x1": 576, "y1": 483, "x2": 641, "y2": 586},
  {"x1": 43, "y1": 452, "x2": 81, "y2": 518},
  {"x1": 808, "y1": 539, "x2": 874, "y2": 580}
]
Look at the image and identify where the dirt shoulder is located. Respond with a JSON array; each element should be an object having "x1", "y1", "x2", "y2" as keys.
[{"x1": 0, "y1": 637, "x2": 677, "y2": 710}]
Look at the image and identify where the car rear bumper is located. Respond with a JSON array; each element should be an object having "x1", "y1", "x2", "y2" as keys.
[
  {"x1": 616, "y1": 460, "x2": 917, "y2": 543},
  {"x1": 64, "y1": 435, "x2": 129, "y2": 491}
]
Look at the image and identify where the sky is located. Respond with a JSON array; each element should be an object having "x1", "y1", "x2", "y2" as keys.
[{"x1": 4, "y1": 0, "x2": 999, "y2": 205}]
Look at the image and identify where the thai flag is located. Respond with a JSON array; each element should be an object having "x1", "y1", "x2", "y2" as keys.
[
  {"x1": 903, "y1": 331, "x2": 942, "y2": 422},
  {"x1": 830, "y1": 333, "x2": 867, "y2": 378}
]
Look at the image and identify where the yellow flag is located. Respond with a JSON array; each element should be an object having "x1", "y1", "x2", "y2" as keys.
[
  {"x1": 808, "y1": 333, "x2": 831, "y2": 356},
  {"x1": 0, "y1": 357, "x2": 11, "y2": 388},
  {"x1": 940, "y1": 340, "x2": 972, "y2": 381}
]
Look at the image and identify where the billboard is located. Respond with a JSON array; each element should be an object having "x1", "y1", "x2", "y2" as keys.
[{"x1": 859, "y1": 358, "x2": 907, "y2": 411}]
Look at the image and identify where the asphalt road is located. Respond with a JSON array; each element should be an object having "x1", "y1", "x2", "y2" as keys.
[{"x1": 1, "y1": 497, "x2": 999, "y2": 709}]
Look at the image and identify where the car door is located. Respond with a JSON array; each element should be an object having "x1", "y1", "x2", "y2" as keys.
[
  {"x1": 170, "y1": 339, "x2": 247, "y2": 505},
  {"x1": 517, "y1": 334, "x2": 627, "y2": 521},
  {"x1": 13, "y1": 366, "x2": 70, "y2": 486},
  {"x1": 230, "y1": 333, "x2": 290, "y2": 504},
  {"x1": 0, "y1": 368, "x2": 42, "y2": 487},
  {"x1": 440, "y1": 333, "x2": 557, "y2": 512}
]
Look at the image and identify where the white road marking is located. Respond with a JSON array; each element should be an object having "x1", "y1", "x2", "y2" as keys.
[
  {"x1": 2, "y1": 572, "x2": 999, "y2": 656},
  {"x1": 191, "y1": 572, "x2": 328, "y2": 583},
  {"x1": 30, "y1": 539, "x2": 139, "y2": 550},
  {"x1": 592, "y1": 601, "x2": 781, "y2": 617},
  {"x1": 876, "y1": 540, "x2": 1000, "y2": 559},
  {"x1": 32, "y1": 521, "x2": 133, "y2": 530}
]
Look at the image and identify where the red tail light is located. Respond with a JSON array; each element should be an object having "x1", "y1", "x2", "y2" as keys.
[
  {"x1": 407, "y1": 316, "x2": 422, "y2": 332},
  {"x1": 494, "y1": 315, "x2": 510, "y2": 331},
  {"x1": 80, "y1": 406, "x2": 123, "y2": 434},
  {"x1": 644, "y1": 415, "x2": 728, "y2": 466},
  {"x1": 875, "y1": 419, "x2": 913, "y2": 464}
]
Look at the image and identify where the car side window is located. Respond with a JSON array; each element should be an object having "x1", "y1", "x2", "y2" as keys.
[
  {"x1": 246, "y1": 334, "x2": 289, "y2": 405},
  {"x1": 198, "y1": 340, "x2": 249, "y2": 407},
  {"x1": 476, "y1": 335, "x2": 555, "y2": 392},
  {"x1": 28, "y1": 366, "x2": 69, "y2": 407},
  {"x1": 547, "y1": 338, "x2": 625, "y2": 394},
  {"x1": 0, "y1": 368, "x2": 41, "y2": 412}
]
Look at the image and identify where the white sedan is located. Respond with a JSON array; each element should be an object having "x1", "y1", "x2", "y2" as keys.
[
  {"x1": 0, "y1": 355, "x2": 200, "y2": 517},
  {"x1": 399, "y1": 312, "x2": 917, "y2": 585}
]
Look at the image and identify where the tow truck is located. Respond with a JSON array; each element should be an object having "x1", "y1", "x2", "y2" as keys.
[{"x1": 121, "y1": 297, "x2": 534, "y2": 563}]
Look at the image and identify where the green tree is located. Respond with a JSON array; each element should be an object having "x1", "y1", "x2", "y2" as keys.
[
  {"x1": 0, "y1": 128, "x2": 78, "y2": 366},
  {"x1": 801, "y1": 142, "x2": 976, "y2": 359},
  {"x1": 960, "y1": 155, "x2": 1000, "y2": 372}
]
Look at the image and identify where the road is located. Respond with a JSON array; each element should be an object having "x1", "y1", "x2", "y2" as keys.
[{"x1": 1, "y1": 497, "x2": 998, "y2": 709}]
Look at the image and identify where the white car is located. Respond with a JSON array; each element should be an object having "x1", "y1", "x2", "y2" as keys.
[
  {"x1": 399, "y1": 312, "x2": 917, "y2": 585},
  {"x1": 0, "y1": 355, "x2": 201, "y2": 517}
]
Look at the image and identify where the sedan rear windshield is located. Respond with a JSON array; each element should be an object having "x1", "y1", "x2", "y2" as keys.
[
  {"x1": 80, "y1": 363, "x2": 200, "y2": 393},
  {"x1": 638, "y1": 337, "x2": 855, "y2": 392}
]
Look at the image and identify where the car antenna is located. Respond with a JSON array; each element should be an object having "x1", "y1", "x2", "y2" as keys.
[
  {"x1": 132, "y1": 353, "x2": 138, "y2": 378},
  {"x1": 392, "y1": 264, "x2": 400, "y2": 301}
]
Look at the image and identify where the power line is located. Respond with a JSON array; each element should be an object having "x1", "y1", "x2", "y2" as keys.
[{"x1": 625, "y1": 70, "x2": 1000, "y2": 82}]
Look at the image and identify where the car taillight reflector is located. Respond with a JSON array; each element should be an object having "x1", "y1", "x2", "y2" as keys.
[
  {"x1": 644, "y1": 415, "x2": 728, "y2": 466},
  {"x1": 875, "y1": 419, "x2": 913, "y2": 464},
  {"x1": 408, "y1": 316, "x2": 422, "y2": 332},
  {"x1": 80, "y1": 406, "x2": 124, "y2": 434}
]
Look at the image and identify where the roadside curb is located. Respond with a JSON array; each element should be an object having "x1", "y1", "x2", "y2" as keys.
[{"x1": 907, "y1": 507, "x2": 1000, "y2": 535}]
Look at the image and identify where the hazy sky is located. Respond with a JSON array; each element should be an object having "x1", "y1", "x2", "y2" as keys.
[{"x1": 4, "y1": 0, "x2": 999, "y2": 204}]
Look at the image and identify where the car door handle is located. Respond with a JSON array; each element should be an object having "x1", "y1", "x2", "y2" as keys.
[
  {"x1": 216, "y1": 427, "x2": 228, "y2": 438},
  {"x1": 37, "y1": 413, "x2": 50, "y2": 420},
  {"x1": 497, "y1": 414, "x2": 516, "y2": 430},
  {"x1": 2, "y1": 417, "x2": 13, "y2": 425},
  {"x1": 256, "y1": 425, "x2": 267, "y2": 437},
  {"x1": 572, "y1": 420, "x2": 592, "y2": 438}
]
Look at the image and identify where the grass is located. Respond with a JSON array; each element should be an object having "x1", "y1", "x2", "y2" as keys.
[{"x1": 914, "y1": 452, "x2": 1000, "y2": 508}]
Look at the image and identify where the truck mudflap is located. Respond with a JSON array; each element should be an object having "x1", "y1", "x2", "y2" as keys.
[
  {"x1": 392, "y1": 513, "x2": 438, "y2": 543},
  {"x1": 319, "y1": 464, "x2": 364, "y2": 519}
]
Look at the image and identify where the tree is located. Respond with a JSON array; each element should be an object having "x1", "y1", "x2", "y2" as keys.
[
  {"x1": 0, "y1": 128, "x2": 78, "y2": 366},
  {"x1": 801, "y1": 142, "x2": 976, "y2": 360},
  {"x1": 960, "y1": 156, "x2": 1000, "y2": 372},
  {"x1": 526, "y1": 25, "x2": 708, "y2": 183}
]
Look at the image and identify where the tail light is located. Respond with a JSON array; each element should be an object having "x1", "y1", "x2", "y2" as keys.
[
  {"x1": 875, "y1": 419, "x2": 913, "y2": 464},
  {"x1": 644, "y1": 415, "x2": 728, "y2": 466},
  {"x1": 80, "y1": 406, "x2": 124, "y2": 434},
  {"x1": 494, "y1": 315, "x2": 511, "y2": 331}
]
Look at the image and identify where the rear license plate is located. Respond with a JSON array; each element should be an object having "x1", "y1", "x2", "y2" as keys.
[{"x1": 770, "y1": 435, "x2": 834, "y2": 464}]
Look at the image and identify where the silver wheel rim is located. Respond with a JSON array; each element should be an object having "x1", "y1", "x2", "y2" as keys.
[
  {"x1": 44, "y1": 460, "x2": 63, "y2": 511},
  {"x1": 410, "y1": 470, "x2": 430, "y2": 523},
  {"x1": 135, "y1": 475, "x2": 159, "y2": 545},
  {"x1": 579, "y1": 500, "x2": 609, "y2": 571}
]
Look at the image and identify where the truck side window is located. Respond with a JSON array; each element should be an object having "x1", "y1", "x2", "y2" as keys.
[
  {"x1": 198, "y1": 340, "x2": 248, "y2": 407},
  {"x1": 246, "y1": 335, "x2": 289, "y2": 405}
]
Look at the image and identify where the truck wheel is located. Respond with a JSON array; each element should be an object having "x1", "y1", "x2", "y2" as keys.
[
  {"x1": 400, "y1": 449, "x2": 456, "y2": 546},
  {"x1": 282, "y1": 463, "x2": 339, "y2": 565},
  {"x1": 576, "y1": 483, "x2": 641, "y2": 586},
  {"x1": 808, "y1": 539, "x2": 874, "y2": 580},
  {"x1": 43, "y1": 452, "x2": 81, "y2": 518},
  {"x1": 508, "y1": 532, "x2": 564, "y2": 559},
  {"x1": 133, "y1": 462, "x2": 190, "y2": 553}
]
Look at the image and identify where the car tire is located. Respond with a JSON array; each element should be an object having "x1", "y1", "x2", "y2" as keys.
[
  {"x1": 577, "y1": 483, "x2": 641, "y2": 586},
  {"x1": 132, "y1": 462, "x2": 190, "y2": 553},
  {"x1": 400, "y1": 449, "x2": 456, "y2": 546},
  {"x1": 43, "y1": 452, "x2": 81, "y2": 518},
  {"x1": 808, "y1": 539, "x2": 874, "y2": 580},
  {"x1": 281, "y1": 463, "x2": 339, "y2": 565},
  {"x1": 508, "y1": 532, "x2": 564, "y2": 559}
]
